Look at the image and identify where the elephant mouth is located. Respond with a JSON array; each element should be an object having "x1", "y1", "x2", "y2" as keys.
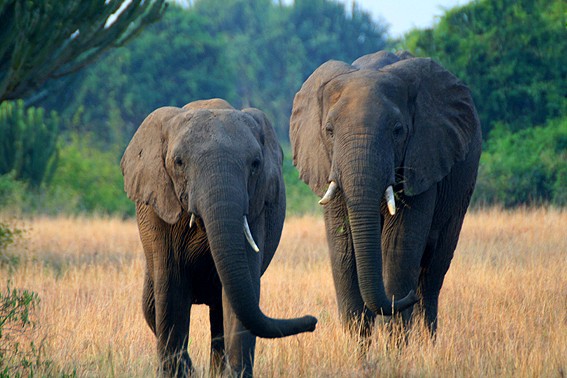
[
  {"x1": 188, "y1": 212, "x2": 259, "y2": 252},
  {"x1": 319, "y1": 180, "x2": 397, "y2": 215}
]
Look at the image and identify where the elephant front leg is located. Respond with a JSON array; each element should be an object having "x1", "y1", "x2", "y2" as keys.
[
  {"x1": 417, "y1": 215, "x2": 465, "y2": 335},
  {"x1": 324, "y1": 197, "x2": 375, "y2": 336},
  {"x1": 381, "y1": 187, "x2": 436, "y2": 327},
  {"x1": 154, "y1": 267, "x2": 193, "y2": 377},
  {"x1": 209, "y1": 303, "x2": 226, "y2": 374},
  {"x1": 222, "y1": 290, "x2": 256, "y2": 377}
]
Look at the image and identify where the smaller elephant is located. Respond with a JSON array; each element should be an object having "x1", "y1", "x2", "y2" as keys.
[{"x1": 121, "y1": 99, "x2": 317, "y2": 377}]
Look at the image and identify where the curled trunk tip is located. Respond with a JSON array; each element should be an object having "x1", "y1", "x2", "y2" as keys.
[{"x1": 388, "y1": 290, "x2": 418, "y2": 315}]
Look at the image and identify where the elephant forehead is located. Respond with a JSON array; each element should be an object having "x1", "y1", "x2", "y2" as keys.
[
  {"x1": 335, "y1": 71, "x2": 404, "y2": 99},
  {"x1": 173, "y1": 109, "x2": 259, "y2": 151},
  {"x1": 326, "y1": 76, "x2": 405, "y2": 126}
]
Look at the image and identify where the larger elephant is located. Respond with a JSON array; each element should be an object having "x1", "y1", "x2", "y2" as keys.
[
  {"x1": 121, "y1": 99, "x2": 317, "y2": 377},
  {"x1": 290, "y1": 51, "x2": 481, "y2": 335}
]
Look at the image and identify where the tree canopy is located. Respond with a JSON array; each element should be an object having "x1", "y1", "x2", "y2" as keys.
[
  {"x1": 402, "y1": 0, "x2": 566, "y2": 136},
  {"x1": 1, "y1": 0, "x2": 565, "y2": 214},
  {"x1": 0, "y1": 0, "x2": 166, "y2": 102},
  {"x1": 34, "y1": 0, "x2": 387, "y2": 143}
]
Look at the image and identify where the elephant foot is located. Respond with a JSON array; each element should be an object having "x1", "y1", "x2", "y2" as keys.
[
  {"x1": 380, "y1": 314, "x2": 412, "y2": 350},
  {"x1": 159, "y1": 352, "x2": 193, "y2": 378},
  {"x1": 341, "y1": 308, "x2": 375, "y2": 339},
  {"x1": 209, "y1": 350, "x2": 228, "y2": 376}
]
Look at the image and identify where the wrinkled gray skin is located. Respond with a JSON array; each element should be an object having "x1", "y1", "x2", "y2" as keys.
[
  {"x1": 122, "y1": 99, "x2": 317, "y2": 377},
  {"x1": 290, "y1": 51, "x2": 481, "y2": 335}
]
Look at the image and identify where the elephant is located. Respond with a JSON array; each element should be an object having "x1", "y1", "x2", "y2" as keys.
[
  {"x1": 121, "y1": 98, "x2": 317, "y2": 377},
  {"x1": 290, "y1": 51, "x2": 481, "y2": 335}
]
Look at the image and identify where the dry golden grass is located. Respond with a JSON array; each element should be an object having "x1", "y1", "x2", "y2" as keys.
[{"x1": 2, "y1": 208, "x2": 566, "y2": 377}]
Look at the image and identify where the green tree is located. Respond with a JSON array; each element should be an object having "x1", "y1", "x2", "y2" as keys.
[
  {"x1": 38, "y1": 6, "x2": 236, "y2": 147},
  {"x1": 474, "y1": 117, "x2": 567, "y2": 207},
  {"x1": 402, "y1": 0, "x2": 566, "y2": 136},
  {"x1": 0, "y1": 100, "x2": 59, "y2": 188},
  {"x1": 193, "y1": 0, "x2": 387, "y2": 139},
  {"x1": 39, "y1": 0, "x2": 389, "y2": 143},
  {"x1": 46, "y1": 134, "x2": 134, "y2": 216},
  {"x1": 0, "y1": 0, "x2": 166, "y2": 103},
  {"x1": 193, "y1": 0, "x2": 305, "y2": 139},
  {"x1": 290, "y1": 0, "x2": 387, "y2": 76}
]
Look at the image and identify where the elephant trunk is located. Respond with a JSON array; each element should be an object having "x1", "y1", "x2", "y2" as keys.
[
  {"x1": 348, "y1": 203, "x2": 417, "y2": 316},
  {"x1": 342, "y1": 145, "x2": 417, "y2": 316},
  {"x1": 201, "y1": 184, "x2": 317, "y2": 338}
]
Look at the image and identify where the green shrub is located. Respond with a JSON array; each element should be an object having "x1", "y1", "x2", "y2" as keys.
[
  {"x1": 0, "y1": 100, "x2": 59, "y2": 188},
  {"x1": 0, "y1": 220, "x2": 45, "y2": 376},
  {"x1": 0, "y1": 221, "x2": 23, "y2": 268},
  {"x1": 0, "y1": 283, "x2": 45, "y2": 377},
  {"x1": 45, "y1": 134, "x2": 134, "y2": 216},
  {"x1": 282, "y1": 147, "x2": 320, "y2": 216},
  {"x1": 473, "y1": 117, "x2": 567, "y2": 207},
  {"x1": 0, "y1": 173, "x2": 27, "y2": 212}
]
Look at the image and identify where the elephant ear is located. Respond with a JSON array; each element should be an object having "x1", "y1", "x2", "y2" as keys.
[
  {"x1": 384, "y1": 58, "x2": 480, "y2": 196},
  {"x1": 242, "y1": 108, "x2": 283, "y2": 205},
  {"x1": 290, "y1": 60, "x2": 358, "y2": 196},
  {"x1": 121, "y1": 107, "x2": 183, "y2": 224}
]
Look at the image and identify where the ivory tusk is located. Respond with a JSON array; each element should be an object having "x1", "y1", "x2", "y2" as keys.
[
  {"x1": 189, "y1": 213, "x2": 196, "y2": 228},
  {"x1": 319, "y1": 181, "x2": 338, "y2": 205},
  {"x1": 385, "y1": 186, "x2": 396, "y2": 215},
  {"x1": 243, "y1": 216, "x2": 260, "y2": 253}
]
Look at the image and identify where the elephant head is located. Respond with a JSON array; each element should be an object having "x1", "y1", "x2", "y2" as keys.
[
  {"x1": 122, "y1": 98, "x2": 316, "y2": 338},
  {"x1": 290, "y1": 51, "x2": 480, "y2": 316}
]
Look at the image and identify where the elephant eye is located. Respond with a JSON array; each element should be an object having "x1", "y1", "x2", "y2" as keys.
[
  {"x1": 325, "y1": 122, "x2": 334, "y2": 138},
  {"x1": 251, "y1": 158, "x2": 261, "y2": 175},
  {"x1": 393, "y1": 122, "x2": 404, "y2": 137},
  {"x1": 174, "y1": 157, "x2": 183, "y2": 167}
]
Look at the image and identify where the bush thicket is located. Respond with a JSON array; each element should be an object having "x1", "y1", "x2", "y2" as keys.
[
  {"x1": 0, "y1": 100, "x2": 59, "y2": 188},
  {"x1": 474, "y1": 117, "x2": 567, "y2": 207}
]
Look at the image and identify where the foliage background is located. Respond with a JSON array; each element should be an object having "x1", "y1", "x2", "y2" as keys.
[
  {"x1": 1, "y1": 0, "x2": 565, "y2": 216},
  {"x1": 0, "y1": 2, "x2": 565, "y2": 375}
]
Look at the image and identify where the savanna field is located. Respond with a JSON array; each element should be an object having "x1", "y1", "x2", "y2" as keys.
[{"x1": 1, "y1": 208, "x2": 566, "y2": 377}]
